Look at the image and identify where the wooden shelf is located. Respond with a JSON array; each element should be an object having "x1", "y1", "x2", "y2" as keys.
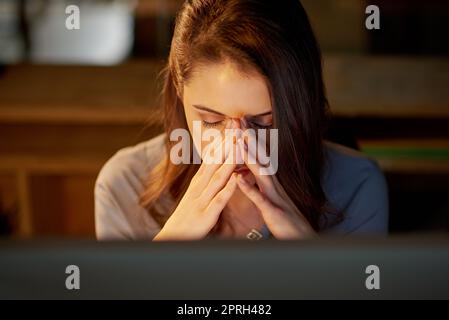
[
  {"x1": 0, "y1": 61, "x2": 164, "y2": 124},
  {"x1": 324, "y1": 55, "x2": 449, "y2": 118},
  {"x1": 359, "y1": 138, "x2": 449, "y2": 174}
]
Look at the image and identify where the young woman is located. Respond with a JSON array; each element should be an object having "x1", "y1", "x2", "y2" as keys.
[{"x1": 94, "y1": 0, "x2": 389, "y2": 241}]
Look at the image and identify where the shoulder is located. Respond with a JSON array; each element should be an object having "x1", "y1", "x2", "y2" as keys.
[
  {"x1": 323, "y1": 141, "x2": 384, "y2": 188},
  {"x1": 321, "y1": 141, "x2": 389, "y2": 234},
  {"x1": 94, "y1": 134, "x2": 166, "y2": 240},
  {"x1": 96, "y1": 133, "x2": 166, "y2": 189}
]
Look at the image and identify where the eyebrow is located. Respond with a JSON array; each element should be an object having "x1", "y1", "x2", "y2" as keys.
[{"x1": 193, "y1": 104, "x2": 272, "y2": 117}]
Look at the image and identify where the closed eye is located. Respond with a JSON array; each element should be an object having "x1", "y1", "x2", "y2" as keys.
[
  {"x1": 249, "y1": 121, "x2": 272, "y2": 129},
  {"x1": 202, "y1": 120, "x2": 225, "y2": 128}
]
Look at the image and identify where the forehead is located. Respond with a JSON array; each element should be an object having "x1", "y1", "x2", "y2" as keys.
[{"x1": 183, "y1": 62, "x2": 272, "y2": 117}]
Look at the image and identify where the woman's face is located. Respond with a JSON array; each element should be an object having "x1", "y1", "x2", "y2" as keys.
[{"x1": 183, "y1": 61, "x2": 273, "y2": 177}]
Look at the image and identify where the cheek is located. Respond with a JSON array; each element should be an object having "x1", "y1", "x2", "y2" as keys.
[
  {"x1": 183, "y1": 107, "x2": 204, "y2": 155},
  {"x1": 253, "y1": 129, "x2": 272, "y2": 154},
  {"x1": 183, "y1": 118, "x2": 192, "y2": 140},
  {"x1": 184, "y1": 109, "x2": 198, "y2": 132}
]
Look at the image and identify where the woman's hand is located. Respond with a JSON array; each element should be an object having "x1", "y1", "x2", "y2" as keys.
[
  {"x1": 236, "y1": 137, "x2": 316, "y2": 240},
  {"x1": 153, "y1": 138, "x2": 239, "y2": 241}
]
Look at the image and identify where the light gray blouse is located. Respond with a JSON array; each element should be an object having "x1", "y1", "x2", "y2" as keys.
[{"x1": 94, "y1": 134, "x2": 389, "y2": 240}]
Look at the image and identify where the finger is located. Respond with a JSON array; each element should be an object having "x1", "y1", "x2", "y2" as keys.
[
  {"x1": 201, "y1": 132, "x2": 232, "y2": 163},
  {"x1": 243, "y1": 129, "x2": 275, "y2": 172},
  {"x1": 237, "y1": 137, "x2": 280, "y2": 202},
  {"x1": 236, "y1": 173, "x2": 281, "y2": 218},
  {"x1": 206, "y1": 172, "x2": 238, "y2": 217},
  {"x1": 238, "y1": 174, "x2": 313, "y2": 240},
  {"x1": 197, "y1": 125, "x2": 237, "y2": 175},
  {"x1": 192, "y1": 137, "x2": 230, "y2": 194},
  {"x1": 195, "y1": 127, "x2": 240, "y2": 198},
  {"x1": 200, "y1": 142, "x2": 239, "y2": 203}
]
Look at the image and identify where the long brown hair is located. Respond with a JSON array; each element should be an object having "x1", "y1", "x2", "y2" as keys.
[{"x1": 140, "y1": 0, "x2": 330, "y2": 231}]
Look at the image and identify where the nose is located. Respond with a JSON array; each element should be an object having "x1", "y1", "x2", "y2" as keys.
[
  {"x1": 229, "y1": 117, "x2": 249, "y2": 130},
  {"x1": 229, "y1": 118, "x2": 240, "y2": 129}
]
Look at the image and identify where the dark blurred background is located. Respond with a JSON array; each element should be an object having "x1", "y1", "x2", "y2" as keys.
[{"x1": 0, "y1": 0, "x2": 448, "y2": 238}]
